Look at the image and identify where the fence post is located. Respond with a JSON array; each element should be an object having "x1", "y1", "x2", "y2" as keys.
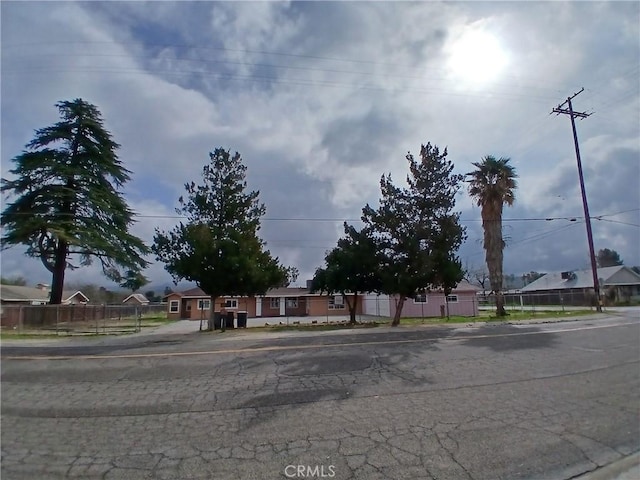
[
  {"x1": 326, "y1": 298, "x2": 329, "y2": 324},
  {"x1": 56, "y1": 305, "x2": 59, "y2": 336},
  {"x1": 19, "y1": 306, "x2": 24, "y2": 333},
  {"x1": 520, "y1": 294, "x2": 524, "y2": 313}
]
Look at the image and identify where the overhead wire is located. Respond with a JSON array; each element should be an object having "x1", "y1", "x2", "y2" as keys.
[
  {"x1": 1, "y1": 40, "x2": 578, "y2": 96},
  {"x1": 4, "y1": 65, "x2": 557, "y2": 104}
]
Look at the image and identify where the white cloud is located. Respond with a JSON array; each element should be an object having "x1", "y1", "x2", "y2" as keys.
[{"x1": 2, "y1": 0, "x2": 639, "y2": 290}]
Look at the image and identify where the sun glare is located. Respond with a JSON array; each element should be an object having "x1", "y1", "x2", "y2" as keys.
[{"x1": 447, "y1": 29, "x2": 508, "y2": 85}]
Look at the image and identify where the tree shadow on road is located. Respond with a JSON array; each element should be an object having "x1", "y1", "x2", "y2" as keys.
[{"x1": 453, "y1": 324, "x2": 559, "y2": 352}]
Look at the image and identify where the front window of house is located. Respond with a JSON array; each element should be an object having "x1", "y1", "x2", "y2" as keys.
[
  {"x1": 286, "y1": 298, "x2": 298, "y2": 308},
  {"x1": 197, "y1": 299, "x2": 211, "y2": 310},
  {"x1": 446, "y1": 295, "x2": 458, "y2": 303},
  {"x1": 414, "y1": 293, "x2": 427, "y2": 304},
  {"x1": 225, "y1": 299, "x2": 238, "y2": 309},
  {"x1": 329, "y1": 295, "x2": 345, "y2": 309},
  {"x1": 169, "y1": 300, "x2": 179, "y2": 313},
  {"x1": 270, "y1": 298, "x2": 280, "y2": 309}
]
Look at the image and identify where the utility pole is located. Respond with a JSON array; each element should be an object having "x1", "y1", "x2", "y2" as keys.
[{"x1": 552, "y1": 88, "x2": 601, "y2": 312}]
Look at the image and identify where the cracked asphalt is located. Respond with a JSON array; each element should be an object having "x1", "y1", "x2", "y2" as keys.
[{"x1": 1, "y1": 314, "x2": 639, "y2": 480}]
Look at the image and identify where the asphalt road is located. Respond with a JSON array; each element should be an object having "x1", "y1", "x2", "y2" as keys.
[{"x1": 1, "y1": 313, "x2": 639, "y2": 480}]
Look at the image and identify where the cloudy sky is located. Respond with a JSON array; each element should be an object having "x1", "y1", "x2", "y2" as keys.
[{"x1": 2, "y1": 1, "x2": 639, "y2": 291}]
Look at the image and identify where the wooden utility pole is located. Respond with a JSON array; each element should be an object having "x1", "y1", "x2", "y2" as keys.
[{"x1": 552, "y1": 88, "x2": 601, "y2": 312}]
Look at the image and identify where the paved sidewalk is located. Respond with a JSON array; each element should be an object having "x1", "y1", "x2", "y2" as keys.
[{"x1": 574, "y1": 452, "x2": 640, "y2": 480}]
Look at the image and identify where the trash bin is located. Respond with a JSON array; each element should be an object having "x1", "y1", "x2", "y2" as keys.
[
  {"x1": 213, "y1": 312, "x2": 222, "y2": 330},
  {"x1": 225, "y1": 311, "x2": 235, "y2": 329},
  {"x1": 237, "y1": 311, "x2": 248, "y2": 328}
]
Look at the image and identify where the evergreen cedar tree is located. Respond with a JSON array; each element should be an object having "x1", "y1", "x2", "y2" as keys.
[
  {"x1": 121, "y1": 269, "x2": 150, "y2": 293},
  {"x1": 152, "y1": 148, "x2": 295, "y2": 326},
  {"x1": 1, "y1": 99, "x2": 149, "y2": 304},
  {"x1": 596, "y1": 248, "x2": 623, "y2": 268},
  {"x1": 311, "y1": 222, "x2": 382, "y2": 324},
  {"x1": 466, "y1": 155, "x2": 518, "y2": 317},
  {"x1": 338, "y1": 142, "x2": 466, "y2": 326}
]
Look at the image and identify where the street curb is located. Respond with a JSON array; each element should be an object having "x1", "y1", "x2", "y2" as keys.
[{"x1": 573, "y1": 452, "x2": 640, "y2": 480}]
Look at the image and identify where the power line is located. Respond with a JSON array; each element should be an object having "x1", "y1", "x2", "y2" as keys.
[
  {"x1": 596, "y1": 208, "x2": 640, "y2": 218},
  {"x1": 594, "y1": 218, "x2": 640, "y2": 228},
  {"x1": 6, "y1": 50, "x2": 570, "y2": 100},
  {"x1": 0, "y1": 212, "x2": 614, "y2": 223},
  {"x1": 0, "y1": 40, "x2": 578, "y2": 95},
  {"x1": 4, "y1": 66, "x2": 556, "y2": 104},
  {"x1": 3, "y1": 211, "x2": 629, "y2": 223}
]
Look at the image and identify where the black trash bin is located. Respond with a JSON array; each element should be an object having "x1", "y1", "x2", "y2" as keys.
[
  {"x1": 213, "y1": 312, "x2": 223, "y2": 330},
  {"x1": 237, "y1": 311, "x2": 248, "y2": 328},
  {"x1": 225, "y1": 311, "x2": 235, "y2": 329}
]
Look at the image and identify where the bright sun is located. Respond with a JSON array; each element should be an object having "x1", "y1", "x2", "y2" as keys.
[{"x1": 447, "y1": 29, "x2": 508, "y2": 85}]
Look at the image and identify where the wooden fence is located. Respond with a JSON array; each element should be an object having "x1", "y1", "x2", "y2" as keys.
[{"x1": 1, "y1": 303, "x2": 166, "y2": 334}]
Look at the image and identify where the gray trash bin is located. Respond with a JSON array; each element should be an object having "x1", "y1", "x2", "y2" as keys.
[
  {"x1": 212, "y1": 312, "x2": 222, "y2": 330},
  {"x1": 237, "y1": 311, "x2": 248, "y2": 328},
  {"x1": 225, "y1": 311, "x2": 235, "y2": 329}
]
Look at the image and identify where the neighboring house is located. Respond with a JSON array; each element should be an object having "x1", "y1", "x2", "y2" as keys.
[
  {"x1": 122, "y1": 293, "x2": 150, "y2": 305},
  {"x1": 0, "y1": 284, "x2": 89, "y2": 305},
  {"x1": 164, "y1": 287, "x2": 362, "y2": 320},
  {"x1": 519, "y1": 265, "x2": 640, "y2": 304},
  {"x1": 387, "y1": 281, "x2": 481, "y2": 318}
]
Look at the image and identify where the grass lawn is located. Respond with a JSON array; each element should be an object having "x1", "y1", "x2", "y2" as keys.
[
  {"x1": 398, "y1": 309, "x2": 598, "y2": 325},
  {"x1": 1, "y1": 310, "x2": 601, "y2": 339},
  {"x1": 248, "y1": 322, "x2": 385, "y2": 333},
  {"x1": 215, "y1": 309, "x2": 600, "y2": 334},
  {"x1": 0, "y1": 332, "x2": 66, "y2": 340},
  {"x1": 0, "y1": 315, "x2": 176, "y2": 339}
]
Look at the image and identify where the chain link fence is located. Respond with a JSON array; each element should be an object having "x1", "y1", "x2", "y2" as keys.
[
  {"x1": 479, "y1": 290, "x2": 603, "y2": 310},
  {"x1": 1, "y1": 303, "x2": 167, "y2": 335}
]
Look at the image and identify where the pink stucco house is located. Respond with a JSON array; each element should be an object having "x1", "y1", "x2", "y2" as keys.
[{"x1": 389, "y1": 281, "x2": 480, "y2": 318}]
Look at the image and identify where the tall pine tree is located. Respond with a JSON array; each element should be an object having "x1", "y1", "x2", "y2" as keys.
[
  {"x1": 153, "y1": 148, "x2": 294, "y2": 327},
  {"x1": 362, "y1": 143, "x2": 466, "y2": 325},
  {"x1": 1, "y1": 99, "x2": 149, "y2": 304},
  {"x1": 311, "y1": 223, "x2": 382, "y2": 324}
]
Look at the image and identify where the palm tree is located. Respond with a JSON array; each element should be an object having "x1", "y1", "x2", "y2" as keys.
[{"x1": 467, "y1": 156, "x2": 517, "y2": 317}]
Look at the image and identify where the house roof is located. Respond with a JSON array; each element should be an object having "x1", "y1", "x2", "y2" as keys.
[
  {"x1": 520, "y1": 266, "x2": 640, "y2": 292},
  {"x1": 65, "y1": 291, "x2": 90, "y2": 302},
  {"x1": 168, "y1": 282, "x2": 480, "y2": 299},
  {"x1": 450, "y1": 281, "x2": 481, "y2": 293},
  {"x1": 122, "y1": 293, "x2": 150, "y2": 304},
  {"x1": 167, "y1": 286, "x2": 314, "y2": 298},
  {"x1": 0, "y1": 285, "x2": 88, "y2": 303},
  {"x1": 262, "y1": 287, "x2": 312, "y2": 297}
]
